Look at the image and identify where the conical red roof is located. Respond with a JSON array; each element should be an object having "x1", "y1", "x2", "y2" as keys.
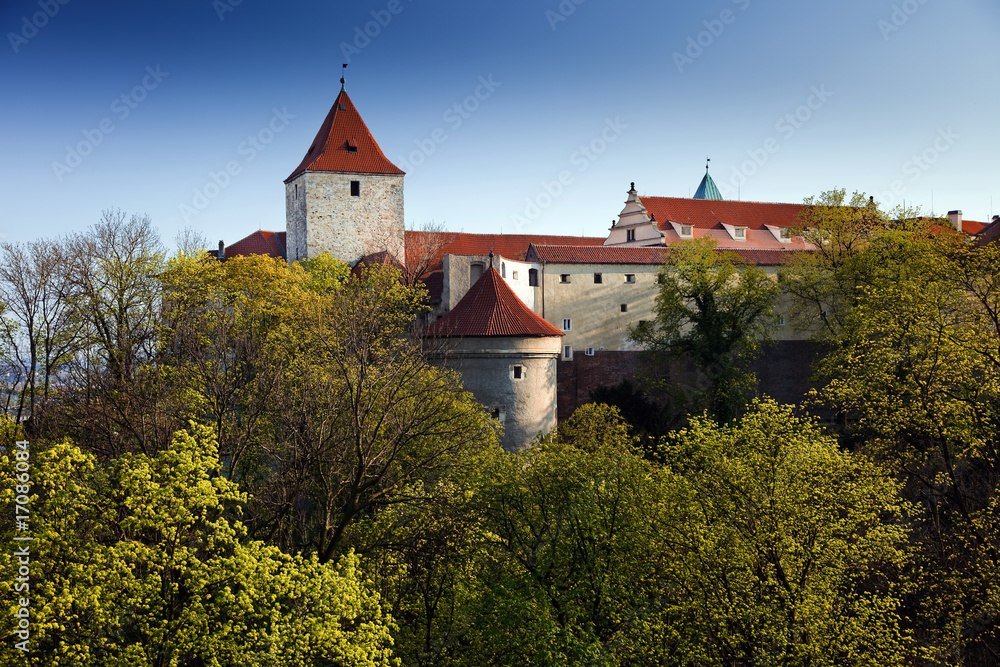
[
  {"x1": 285, "y1": 89, "x2": 404, "y2": 182},
  {"x1": 425, "y1": 267, "x2": 563, "y2": 338}
]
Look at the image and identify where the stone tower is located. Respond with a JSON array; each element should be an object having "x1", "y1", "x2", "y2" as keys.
[
  {"x1": 424, "y1": 265, "x2": 564, "y2": 451},
  {"x1": 284, "y1": 85, "x2": 405, "y2": 265}
]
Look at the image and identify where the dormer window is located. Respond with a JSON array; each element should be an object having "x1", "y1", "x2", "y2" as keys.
[
  {"x1": 680, "y1": 224, "x2": 693, "y2": 238},
  {"x1": 345, "y1": 140, "x2": 358, "y2": 154},
  {"x1": 734, "y1": 227, "x2": 746, "y2": 240},
  {"x1": 780, "y1": 228, "x2": 791, "y2": 240}
]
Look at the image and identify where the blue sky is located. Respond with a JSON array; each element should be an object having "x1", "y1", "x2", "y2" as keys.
[{"x1": 2, "y1": 0, "x2": 998, "y2": 247}]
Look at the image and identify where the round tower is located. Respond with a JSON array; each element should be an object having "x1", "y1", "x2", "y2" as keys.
[
  {"x1": 425, "y1": 266, "x2": 563, "y2": 452},
  {"x1": 284, "y1": 81, "x2": 404, "y2": 265}
]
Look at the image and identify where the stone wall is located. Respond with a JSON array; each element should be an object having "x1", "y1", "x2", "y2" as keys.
[
  {"x1": 429, "y1": 335, "x2": 561, "y2": 452},
  {"x1": 286, "y1": 171, "x2": 404, "y2": 265}
]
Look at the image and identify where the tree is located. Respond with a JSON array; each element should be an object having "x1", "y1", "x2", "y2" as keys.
[
  {"x1": 654, "y1": 399, "x2": 912, "y2": 666},
  {"x1": 630, "y1": 237, "x2": 780, "y2": 422},
  {"x1": 0, "y1": 425, "x2": 397, "y2": 665},
  {"x1": 461, "y1": 404, "x2": 673, "y2": 666},
  {"x1": 814, "y1": 228, "x2": 1000, "y2": 661},
  {"x1": 0, "y1": 238, "x2": 80, "y2": 429}
]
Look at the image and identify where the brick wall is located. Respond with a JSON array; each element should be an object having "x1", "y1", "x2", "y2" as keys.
[{"x1": 557, "y1": 341, "x2": 828, "y2": 421}]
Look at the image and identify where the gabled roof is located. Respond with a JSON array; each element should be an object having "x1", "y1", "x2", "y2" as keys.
[
  {"x1": 285, "y1": 89, "x2": 404, "y2": 182},
  {"x1": 210, "y1": 230, "x2": 287, "y2": 260},
  {"x1": 641, "y1": 197, "x2": 806, "y2": 230},
  {"x1": 528, "y1": 244, "x2": 800, "y2": 266},
  {"x1": 424, "y1": 267, "x2": 563, "y2": 338},
  {"x1": 693, "y1": 170, "x2": 723, "y2": 200}
]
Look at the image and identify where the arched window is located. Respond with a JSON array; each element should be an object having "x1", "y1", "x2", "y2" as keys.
[
  {"x1": 501, "y1": 262, "x2": 506, "y2": 278},
  {"x1": 470, "y1": 262, "x2": 485, "y2": 284},
  {"x1": 528, "y1": 268, "x2": 539, "y2": 286}
]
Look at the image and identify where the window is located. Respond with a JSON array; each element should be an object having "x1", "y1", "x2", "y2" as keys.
[
  {"x1": 624, "y1": 274, "x2": 635, "y2": 284},
  {"x1": 680, "y1": 224, "x2": 693, "y2": 237},
  {"x1": 585, "y1": 347, "x2": 595, "y2": 356},
  {"x1": 594, "y1": 273, "x2": 603, "y2": 284},
  {"x1": 529, "y1": 268, "x2": 539, "y2": 286},
  {"x1": 512, "y1": 270, "x2": 519, "y2": 280},
  {"x1": 780, "y1": 227, "x2": 791, "y2": 239},
  {"x1": 350, "y1": 180, "x2": 360, "y2": 197},
  {"x1": 345, "y1": 140, "x2": 358, "y2": 153},
  {"x1": 501, "y1": 262, "x2": 506, "y2": 278},
  {"x1": 512, "y1": 365, "x2": 524, "y2": 380},
  {"x1": 562, "y1": 319, "x2": 571, "y2": 331},
  {"x1": 562, "y1": 345, "x2": 573, "y2": 360},
  {"x1": 294, "y1": 183, "x2": 299, "y2": 197},
  {"x1": 777, "y1": 314, "x2": 786, "y2": 327},
  {"x1": 492, "y1": 406, "x2": 506, "y2": 422},
  {"x1": 626, "y1": 228, "x2": 636, "y2": 242},
  {"x1": 560, "y1": 274, "x2": 571, "y2": 283},
  {"x1": 620, "y1": 303, "x2": 627, "y2": 313},
  {"x1": 734, "y1": 227, "x2": 746, "y2": 240},
  {"x1": 470, "y1": 262, "x2": 485, "y2": 284}
]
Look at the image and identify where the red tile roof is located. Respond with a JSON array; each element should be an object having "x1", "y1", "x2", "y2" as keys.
[
  {"x1": 405, "y1": 230, "x2": 606, "y2": 303},
  {"x1": 641, "y1": 197, "x2": 807, "y2": 230},
  {"x1": 424, "y1": 267, "x2": 563, "y2": 338},
  {"x1": 211, "y1": 230, "x2": 287, "y2": 259},
  {"x1": 285, "y1": 90, "x2": 404, "y2": 182},
  {"x1": 528, "y1": 244, "x2": 800, "y2": 266}
]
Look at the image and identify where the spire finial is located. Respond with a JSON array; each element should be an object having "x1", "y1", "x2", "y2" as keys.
[
  {"x1": 706, "y1": 157, "x2": 710, "y2": 173},
  {"x1": 340, "y1": 63, "x2": 347, "y2": 91},
  {"x1": 488, "y1": 250, "x2": 494, "y2": 268}
]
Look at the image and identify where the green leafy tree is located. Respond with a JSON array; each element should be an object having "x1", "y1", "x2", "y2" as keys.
[
  {"x1": 630, "y1": 237, "x2": 780, "y2": 422},
  {"x1": 0, "y1": 425, "x2": 397, "y2": 666},
  {"x1": 655, "y1": 400, "x2": 912, "y2": 666},
  {"x1": 815, "y1": 228, "x2": 1000, "y2": 661}
]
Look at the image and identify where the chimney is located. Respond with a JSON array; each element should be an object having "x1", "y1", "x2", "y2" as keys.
[
  {"x1": 947, "y1": 210, "x2": 963, "y2": 232},
  {"x1": 218, "y1": 240, "x2": 226, "y2": 261}
]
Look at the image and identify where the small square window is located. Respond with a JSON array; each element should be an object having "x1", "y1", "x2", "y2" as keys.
[
  {"x1": 512, "y1": 365, "x2": 524, "y2": 380},
  {"x1": 620, "y1": 303, "x2": 627, "y2": 313},
  {"x1": 594, "y1": 273, "x2": 603, "y2": 284},
  {"x1": 626, "y1": 229, "x2": 636, "y2": 242},
  {"x1": 560, "y1": 274, "x2": 571, "y2": 284},
  {"x1": 734, "y1": 227, "x2": 746, "y2": 239},
  {"x1": 492, "y1": 406, "x2": 506, "y2": 422},
  {"x1": 681, "y1": 224, "x2": 693, "y2": 237},
  {"x1": 585, "y1": 347, "x2": 595, "y2": 356},
  {"x1": 777, "y1": 314, "x2": 786, "y2": 327},
  {"x1": 350, "y1": 180, "x2": 360, "y2": 197},
  {"x1": 780, "y1": 228, "x2": 791, "y2": 239},
  {"x1": 562, "y1": 319, "x2": 572, "y2": 331},
  {"x1": 512, "y1": 270, "x2": 519, "y2": 280},
  {"x1": 562, "y1": 345, "x2": 573, "y2": 360},
  {"x1": 624, "y1": 274, "x2": 636, "y2": 284}
]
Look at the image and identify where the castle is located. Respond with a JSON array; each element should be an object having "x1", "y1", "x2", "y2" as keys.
[{"x1": 215, "y1": 83, "x2": 993, "y2": 450}]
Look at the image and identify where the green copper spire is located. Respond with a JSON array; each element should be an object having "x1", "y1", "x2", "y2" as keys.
[{"x1": 693, "y1": 158, "x2": 723, "y2": 200}]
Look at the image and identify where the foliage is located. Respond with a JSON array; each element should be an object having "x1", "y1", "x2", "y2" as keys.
[
  {"x1": 630, "y1": 237, "x2": 780, "y2": 422},
  {"x1": 0, "y1": 425, "x2": 397, "y2": 665},
  {"x1": 654, "y1": 399, "x2": 912, "y2": 666}
]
